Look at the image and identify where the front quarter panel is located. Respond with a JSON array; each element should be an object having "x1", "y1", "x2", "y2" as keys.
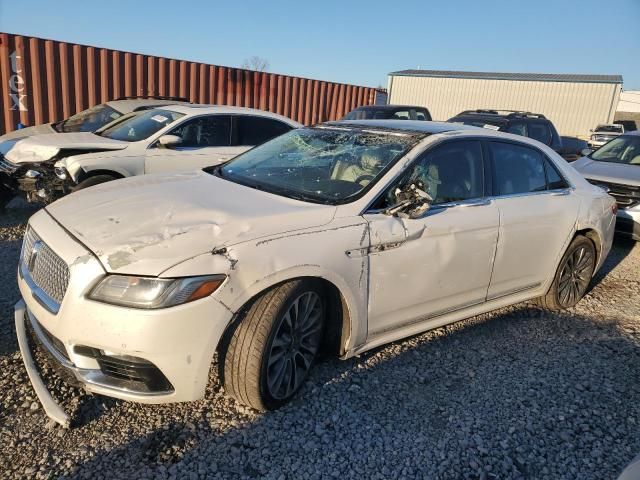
[
  {"x1": 61, "y1": 151, "x2": 144, "y2": 181},
  {"x1": 163, "y1": 217, "x2": 371, "y2": 355}
]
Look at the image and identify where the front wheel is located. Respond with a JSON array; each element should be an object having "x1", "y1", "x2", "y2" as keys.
[
  {"x1": 222, "y1": 280, "x2": 325, "y2": 411},
  {"x1": 538, "y1": 235, "x2": 596, "y2": 310}
]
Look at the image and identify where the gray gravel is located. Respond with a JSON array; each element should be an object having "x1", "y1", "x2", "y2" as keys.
[{"x1": 1, "y1": 202, "x2": 639, "y2": 480}]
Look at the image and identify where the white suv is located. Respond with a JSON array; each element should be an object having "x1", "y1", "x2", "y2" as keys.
[
  {"x1": 2, "y1": 105, "x2": 301, "y2": 203},
  {"x1": 588, "y1": 124, "x2": 624, "y2": 150},
  {"x1": 15, "y1": 120, "x2": 616, "y2": 427}
]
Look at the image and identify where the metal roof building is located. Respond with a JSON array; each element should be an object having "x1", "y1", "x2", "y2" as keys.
[{"x1": 387, "y1": 69, "x2": 623, "y2": 137}]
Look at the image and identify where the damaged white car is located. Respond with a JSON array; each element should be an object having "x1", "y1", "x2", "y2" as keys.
[
  {"x1": 15, "y1": 120, "x2": 616, "y2": 426},
  {"x1": 1, "y1": 105, "x2": 300, "y2": 204}
]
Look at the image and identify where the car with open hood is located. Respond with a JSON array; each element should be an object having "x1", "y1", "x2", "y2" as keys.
[
  {"x1": 14, "y1": 120, "x2": 615, "y2": 427},
  {"x1": 0, "y1": 105, "x2": 300, "y2": 206},
  {"x1": 573, "y1": 131, "x2": 640, "y2": 240}
]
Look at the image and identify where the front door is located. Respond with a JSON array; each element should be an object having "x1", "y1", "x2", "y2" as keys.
[
  {"x1": 145, "y1": 115, "x2": 246, "y2": 174},
  {"x1": 364, "y1": 140, "x2": 499, "y2": 336}
]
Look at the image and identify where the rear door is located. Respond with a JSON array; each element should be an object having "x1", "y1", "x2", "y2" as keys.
[
  {"x1": 145, "y1": 115, "x2": 235, "y2": 174},
  {"x1": 486, "y1": 140, "x2": 580, "y2": 300},
  {"x1": 232, "y1": 116, "x2": 294, "y2": 152}
]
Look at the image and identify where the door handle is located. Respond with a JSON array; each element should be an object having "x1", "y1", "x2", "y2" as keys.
[{"x1": 550, "y1": 189, "x2": 570, "y2": 196}]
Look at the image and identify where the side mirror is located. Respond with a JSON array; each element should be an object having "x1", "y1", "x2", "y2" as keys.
[
  {"x1": 384, "y1": 183, "x2": 433, "y2": 219},
  {"x1": 158, "y1": 134, "x2": 183, "y2": 149},
  {"x1": 581, "y1": 148, "x2": 593, "y2": 157}
]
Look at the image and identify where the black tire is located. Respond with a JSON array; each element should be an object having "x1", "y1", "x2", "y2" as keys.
[
  {"x1": 74, "y1": 175, "x2": 118, "y2": 191},
  {"x1": 0, "y1": 184, "x2": 14, "y2": 211},
  {"x1": 537, "y1": 235, "x2": 596, "y2": 310},
  {"x1": 222, "y1": 279, "x2": 325, "y2": 411}
]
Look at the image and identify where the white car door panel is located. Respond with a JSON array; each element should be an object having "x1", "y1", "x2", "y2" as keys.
[
  {"x1": 486, "y1": 141, "x2": 580, "y2": 299},
  {"x1": 145, "y1": 115, "x2": 235, "y2": 174},
  {"x1": 365, "y1": 202, "x2": 499, "y2": 335},
  {"x1": 364, "y1": 139, "x2": 498, "y2": 337},
  {"x1": 488, "y1": 193, "x2": 579, "y2": 299},
  {"x1": 145, "y1": 145, "x2": 247, "y2": 174}
]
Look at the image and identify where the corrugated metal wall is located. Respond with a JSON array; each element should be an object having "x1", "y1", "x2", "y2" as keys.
[
  {"x1": 0, "y1": 33, "x2": 377, "y2": 134},
  {"x1": 388, "y1": 75, "x2": 622, "y2": 138}
]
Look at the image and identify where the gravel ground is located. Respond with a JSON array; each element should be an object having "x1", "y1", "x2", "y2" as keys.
[{"x1": 1, "y1": 202, "x2": 639, "y2": 480}]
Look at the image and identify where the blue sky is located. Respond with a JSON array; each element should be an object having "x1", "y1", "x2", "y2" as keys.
[{"x1": 1, "y1": 0, "x2": 639, "y2": 89}]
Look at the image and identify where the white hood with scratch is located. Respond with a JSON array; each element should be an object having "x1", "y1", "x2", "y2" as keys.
[
  {"x1": 45, "y1": 170, "x2": 336, "y2": 276},
  {"x1": 5, "y1": 132, "x2": 129, "y2": 164}
]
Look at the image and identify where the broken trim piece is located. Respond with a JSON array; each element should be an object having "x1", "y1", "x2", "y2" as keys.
[{"x1": 14, "y1": 300, "x2": 70, "y2": 428}]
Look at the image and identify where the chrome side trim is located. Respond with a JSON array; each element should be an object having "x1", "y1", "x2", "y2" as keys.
[
  {"x1": 486, "y1": 282, "x2": 542, "y2": 301},
  {"x1": 369, "y1": 298, "x2": 486, "y2": 336},
  {"x1": 19, "y1": 262, "x2": 61, "y2": 314}
]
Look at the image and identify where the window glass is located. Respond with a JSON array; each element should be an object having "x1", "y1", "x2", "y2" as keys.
[
  {"x1": 415, "y1": 111, "x2": 427, "y2": 121},
  {"x1": 235, "y1": 116, "x2": 292, "y2": 146},
  {"x1": 391, "y1": 110, "x2": 411, "y2": 120},
  {"x1": 99, "y1": 109, "x2": 184, "y2": 142},
  {"x1": 528, "y1": 122, "x2": 552, "y2": 145},
  {"x1": 220, "y1": 127, "x2": 421, "y2": 204},
  {"x1": 505, "y1": 122, "x2": 527, "y2": 136},
  {"x1": 591, "y1": 136, "x2": 640, "y2": 165},
  {"x1": 383, "y1": 141, "x2": 484, "y2": 206},
  {"x1": 57, "y1": 104, "x2": 122, "y2": 133},
  {"x1": 545, "y1": 159, "x2": 568, "y2": 189},
  {"x1": 169, "y1": 116, "x2": 231, "y2": 147},
  {"x1": 491, "y1": 142, "x2": 547, "y2": 195}
]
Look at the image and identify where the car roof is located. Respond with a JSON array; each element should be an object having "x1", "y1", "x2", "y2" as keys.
[
  {"x1": 328, "y1": 119, "x2": 479, "y2": 134},
  {"x1": 353, "y1": 105, "x2": 428, "y2": 111},
  {"x1": 152, "y1": 104, "x2": 302, "y2": 126},
  {"x1": 105, "y1": 98, "x2": 192, "y2": 114}
]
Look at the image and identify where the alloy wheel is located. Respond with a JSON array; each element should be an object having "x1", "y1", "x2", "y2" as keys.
[
  {"x1": 557, "y1": 245, "x2": 594, "y2": 308},
  {"x1": 266, "y1": 291, "x2": 324, "y2": 400}
]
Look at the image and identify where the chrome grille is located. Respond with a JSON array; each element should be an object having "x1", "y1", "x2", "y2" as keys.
[
  {"x1": 22, "y1": 227, "x2": 70, "y2": 305},
  {"x1": 587, "y1": 179, "x2": 640, "y2": 209},
  {"x1": 0, "y1": 156, "x2": 18, "y2": 174}
]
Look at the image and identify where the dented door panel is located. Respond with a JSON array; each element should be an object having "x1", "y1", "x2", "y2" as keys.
[{"x1": 364, "y1": 202, "x2": 499, "y2": 336}]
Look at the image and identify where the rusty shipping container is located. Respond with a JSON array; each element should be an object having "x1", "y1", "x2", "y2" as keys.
[{"x1": 0, "y1": 33, "x2": 377, "y2": 135}]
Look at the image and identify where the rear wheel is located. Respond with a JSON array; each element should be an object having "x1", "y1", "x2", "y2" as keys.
[
  {"x1": 222, "y1": 280, "x2": 325, "y2": 411},
  {"x1": 538, "y1": 236, "x2": 596, "y2": 310},
  {"x1": 74, "y1": 175, "x2": 118, "y2": 191}
]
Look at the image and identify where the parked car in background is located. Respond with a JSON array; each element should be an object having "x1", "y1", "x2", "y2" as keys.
[
  {"x1": 0, "y1": 105, "x2": 301, "y2": 206},
  {"x1": 588, "y1": 124, "x2": 625, "y2": 150},
  {"x1": 15, "y1": 120, "x2": 615, "y2": 426},
  {"x1": 559, "y1": 136, "x2": 589, "y2": 162},
  {"x1": 615, "y1": 120, "x2": 637, "y2": 132},
  {"x1": 447, "y1": 110, "x2": 563, "y2": 154},
  {"x1": 0, "y1": 96, "x2": 191, "y2": 143},
  {"x1": 573, "y1": 131, "x2": 640, "y2": 241},
  {"x1": 343, "y1": 105, "x2": 432, "y2": 121}
]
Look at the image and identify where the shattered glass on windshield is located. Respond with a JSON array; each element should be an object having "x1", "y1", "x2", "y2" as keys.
[{"x1": 219, "y1": 127, "x2": 423, "y2": 204}]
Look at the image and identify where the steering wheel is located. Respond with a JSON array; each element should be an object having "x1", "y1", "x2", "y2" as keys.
[{"x1": 354, "y1": 174, "x2": 375, "y2": 186}]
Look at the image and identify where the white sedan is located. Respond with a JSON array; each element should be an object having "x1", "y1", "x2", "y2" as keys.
[
  {"x1": 15, "y1": 120, "x2": 616, "y2": 426},
  {"x1": 2, "y1": 105, "x2": 300, "y2": 203}
]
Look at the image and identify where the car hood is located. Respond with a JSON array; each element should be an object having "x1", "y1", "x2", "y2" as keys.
[
  {"x1": 0, "y1": 123, "x2": 56, "y2": 143},
  {"x1": 4, "y1": 132, "x2": 128, "y2": 164},
  {"x1": 572, "y1": 157, "x2": 640, "y2": 187},
  {"x1": 45, "y1": 170, "x2": 337, "y2": 276}
]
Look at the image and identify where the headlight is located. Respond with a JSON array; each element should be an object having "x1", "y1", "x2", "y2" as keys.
[
  {"x1": 54, "y1": 167, "x2": 68, "y2": 180},
  {"x1": 88, "y1": 274, "x2": 225, "y2": 309}
]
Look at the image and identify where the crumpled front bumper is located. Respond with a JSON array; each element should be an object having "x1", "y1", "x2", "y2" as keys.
[{"x1": 14, "y1": 300, "x2": 71, "y2": 428}]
